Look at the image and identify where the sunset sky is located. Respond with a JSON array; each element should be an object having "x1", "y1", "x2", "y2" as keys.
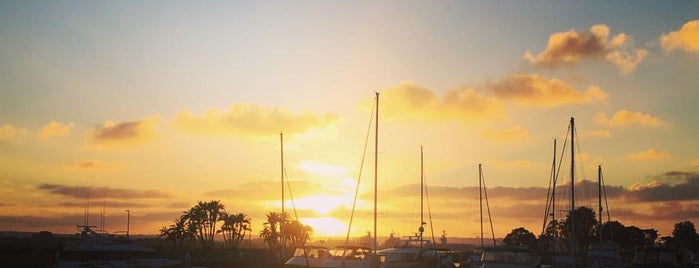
[{"x1": 1, "y1": 1, "x2": 698, "y2": 241}]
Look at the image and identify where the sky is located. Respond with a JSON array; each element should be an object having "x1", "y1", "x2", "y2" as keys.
[{"x1": 0, "y1": 1, "x2": 698, "y2": 241}]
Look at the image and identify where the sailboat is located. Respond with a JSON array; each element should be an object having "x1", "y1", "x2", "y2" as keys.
[
  {"x1": 584, "y1": 166, "x2": 625, "y2": 268},
  {"x1": 467, "y1": 163, "x2": 496, "y2": 268},
  {"x1": 284, "y1": 93, "x2": 381, "y2": 268},
  {"x1": 476, "y1": 165, "x2": 539, "y2": 268},
  {"x1": 376, "y1": 147, "x2": 448, "y2": 268}
]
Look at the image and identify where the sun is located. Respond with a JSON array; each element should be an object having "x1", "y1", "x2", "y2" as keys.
[{"x1": 300, "y1": 217, "x2": 348, "y2": 237}]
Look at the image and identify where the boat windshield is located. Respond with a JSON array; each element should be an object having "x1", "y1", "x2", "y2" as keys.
[
  {"x1": 329, "y1": 247, "x2": 370, "y2": 259},
  {"x1": 292, "y1": 247, "x2": 328, "y2": 259}
]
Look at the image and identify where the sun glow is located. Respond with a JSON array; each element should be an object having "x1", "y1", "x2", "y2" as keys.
[{"x1": 300, "y1": 217, "x2": 349, "y2": 237}]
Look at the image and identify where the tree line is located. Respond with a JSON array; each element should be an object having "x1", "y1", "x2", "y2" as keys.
[
  {"x1": 501, "y1": 206, "x2": 699, "y2": 252},
  {"x1": 159, "y1": 200, "x2": 312, "y2": 252}
]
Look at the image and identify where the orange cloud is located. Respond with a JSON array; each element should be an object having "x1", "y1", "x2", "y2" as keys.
[
  {"x1": 691, "y1": 159, "x2": 699, "y2": 167},
  {"x1": 660, "y1": 20, "x2": 699, "y2": 52},
  {"x1": 480, "y1": 125, "x2": 529, "y2": 142},
  {"x1": 377, "y1": 82, "x2": 507, "y2": 123},
  {"x1": 38, "y1": 121, "x2": 74, "y2": 140},
  {"x1": 89, "y1": 116, "x2": 161, "y2": 146},
  {"x1": 525, "y1": 24, "x2": 647, "y2": 73},
  {"x1": 65, "y1": 160, "x2": 122, "y2": 170},
  {"x1": 628, "y1": 149, "x2": 670, "y2": 161},
  {"x1": 594, "y1": 110, "x2": 664, "y2": 127},
  {"x1": 37, "y1": 184, "x2": 170, "y2": 199},
  {"x1": 174, "y1": 103, "x2": 339, "y2": 137},
  {"x1": 489, "y1": 74, "x2": 607, "y2": 108},
  {"x1": 0, "y1": 124, "x2": 28, "y2": 141}
]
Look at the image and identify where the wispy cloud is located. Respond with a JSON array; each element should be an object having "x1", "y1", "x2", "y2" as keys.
[
  {"x1": 0, "y1": 123, "x2": 29, "y2": 141},
  {"x1": 627, "y1": 149, "x2": 670, "y2": 161},
  {"x1": 88, "y1": 116, "x2": 161, "y2": 146},
  {"x1": 58, "y1": 200, "x2": 150, "y2": 208},
  {"x1": 525, "y1": 24, "x2": 647, "y2": 73},
  {"x1": 38, "y1": 121, "x2": 74, "y2": 140},
  {"x1": 64, "y1": 160, "x2": 122, "y2": 170},
  {"x1": 37, "y1": 184, "x2": 170, "y2": 199},
  {"x1": 174, "y1": 103, "x2": 339, "y2": 137},
  {"x1": 480, "y1": 125, "x2": 530, "y2": 142},
  {"x1": 489, "y1": 74, "x2": 607, "y2": 108},
  {"x1": 660, "y1": 20, "x2": 699, "y2": 53},
  {"x1": 376, "y1": 82, "x2": 507, "y2": 123},
  {"x1": 594, "y1": 110, "x2": 664, "y2": 127}
]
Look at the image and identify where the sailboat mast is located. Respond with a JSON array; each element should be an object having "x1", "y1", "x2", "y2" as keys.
[
  {"x1": 374, "y1": 92, "x2": 379, "y2": 252},
  {"x1": 552, "y1": 139, "x2": 557, "y2": 224},
  {"x1": 420, "y1": 146, "x2": 424, "y2": 244},
  {"x1": 280, "y1": 132, "x2": 285, "y2": 260},
  {"x1": 479, "y1": 163, "x2": 484, "y2": 248},
  {"x1": 598, "y1": 165, "x2": 603, "y2": 242},
  {"x1": 570, "y1": 117, "x2": 576, "y2": 259}
]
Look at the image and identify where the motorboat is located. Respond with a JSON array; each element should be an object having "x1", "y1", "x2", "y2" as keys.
[{"x1": 284, "y1": 245, "x2": 377, "y2": 268}]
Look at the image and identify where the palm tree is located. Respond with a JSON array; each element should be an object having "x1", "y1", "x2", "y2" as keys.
[
  {"x1": 285, "y1": 220, "x2": 313, "y2": 249},
  {"x1": 260, "y1": 212, "x2": 284, "y2": 250},
  {"x1": 219, "y1": 212, "x2": 251, "y2": 249}
]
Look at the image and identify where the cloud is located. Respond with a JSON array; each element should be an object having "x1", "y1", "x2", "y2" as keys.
[
  {"x1": 489, "y1": 74, "x2": 607, "y2": 108},
  {"x1": 58, "y1": 201, "x2": 150, "y2": 208},
  {"x1": 89, "y1": 116, "x2": 161, "y2": 146},
  {"x1": 376, "y1": 82, "x2": 507, "y2": 123},
  {"x1": 206, "y1": 180, "x2": 333, "y2": 201},
  {"x1": 480, "y1": 125, "x2": 530, "y2": 142},
  {"x1": 37, "y1": 184, "x2": 170, "y2": 199},
  {"x1": 64, "y1": 160, "x2": 122, "y2": 170},
  {"x1": 692, "y1": 159, "x2": 699, "y2": 167},
  {"x1": 627, "y1": 149, "x2": 670, "y2": 161},
  {"x1": 594, "y1": 110, "x2": 664, "y2": 127},
  {"x1": 38, "y1": 121, "x2": 74, "y2": 140},
  {"x1": 0, "y1": 123, "x2": 29, "y2": 141},
  {"x1": 660, "y1": 20, "x2": 699, "y2": 53},
  {"x1": 627, "y1": 172, "x2": 699, "y2": 202},
  {"x1": 174, "y1": 103, "x2": 339, "y2": 137},
  {"x1": 525, "y1": 24, "x2": 647, "y2": 73}
]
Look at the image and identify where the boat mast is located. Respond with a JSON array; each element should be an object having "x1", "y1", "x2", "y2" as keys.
[
  {"x1": 280, "y1": 132, "x2": 285, "y2": 261},
  {"x1": 598, "y1": 165, "x2": 603, "y2": 243},
  {"x1": 552, "y1": 139, "x2": 557, "y2": 224},
  {"x1": 570, "y1": 117, "x2": 576, "y2": 260},
  {"x1": 374, "y1": 92, "x2": 379, "y2": 253},
  {"x1": 479, "y1": 163, "x2": 484, "y2": 248},
  {"x1": 420, "y1": 146, "x2": 425, "y2": 246}
]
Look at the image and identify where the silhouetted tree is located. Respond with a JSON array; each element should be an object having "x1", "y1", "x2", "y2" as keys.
[
  {"x1": 260, "y1": 212, "x2": 285, "y2": 251},
  {"x1": 559, "y1": 206, "x2": 597, "y2": 253},
  {"x1": 285, "y1": 220, "x2": 313, "y2": 249},
  {"x1": 219, "y1": 212, "x2": 251, "y2": 249},
  {"x1": 671, "y1": 221, "x2": 698, "y2": 249},
  {"x1": 503, "y1": 227, "x2": 537, "y2": 249},
  {"x1": 161, "y1": 200, "x2": 227, "y2": 248}
]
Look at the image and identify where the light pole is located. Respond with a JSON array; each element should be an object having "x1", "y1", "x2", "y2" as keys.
[{"x1": 125, "y1": 209, "x2": 130, "y2": 240}]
